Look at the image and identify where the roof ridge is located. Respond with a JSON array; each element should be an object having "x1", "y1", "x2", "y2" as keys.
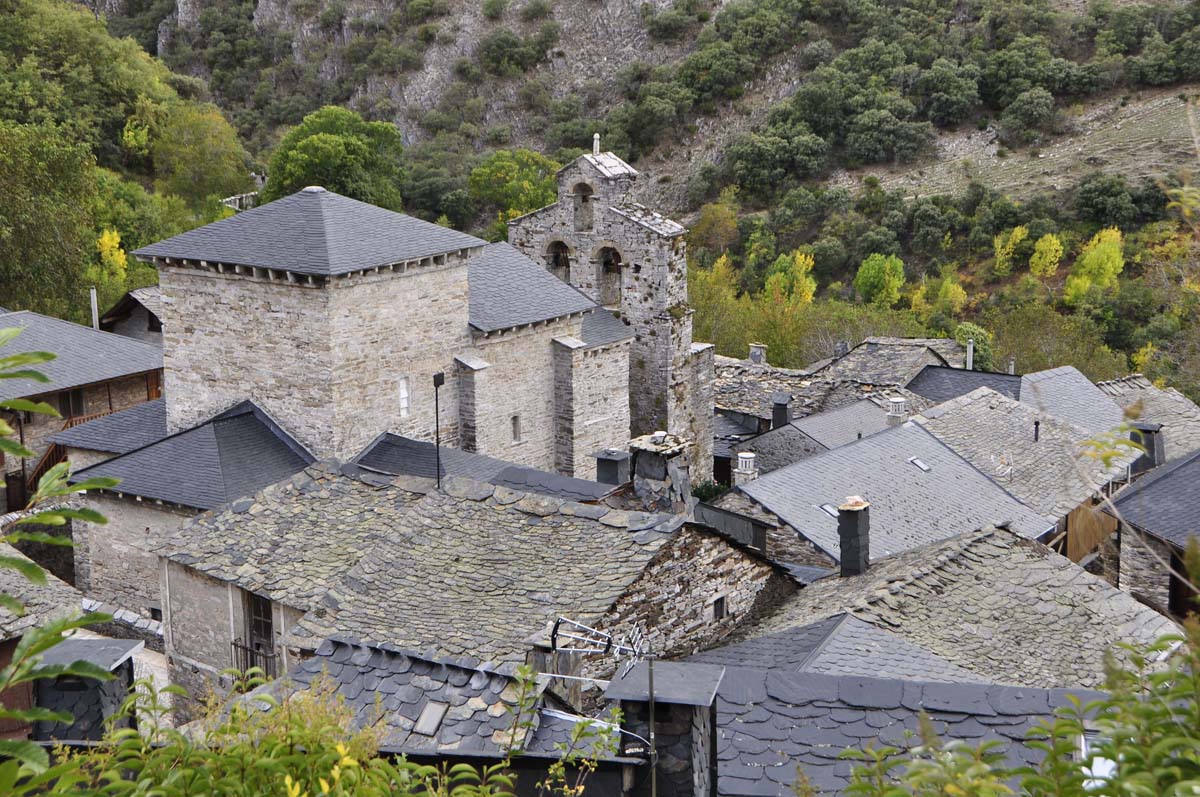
[{"x1": 792, "y1": 612, "x2": 853, "y2": 671}]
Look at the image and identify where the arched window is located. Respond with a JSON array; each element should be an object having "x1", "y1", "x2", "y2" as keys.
[
  {"x1": 546, "y1": 241, "x2": 571, "y2": 281},
  {"x1": 573, "y1": 183, "x2": 594, "y2": 231},
  {"x1": 597, "y1": 246, "x2": 623, "y2": 306}
]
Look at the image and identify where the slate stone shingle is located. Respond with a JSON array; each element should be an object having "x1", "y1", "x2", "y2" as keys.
[
  {"x1": 1019, "y1": 366, "x2": 1125, "y2": 434},
  {"x1": 1109, "y1": 445, "x2": 1200, "y2": 549},
  {"x1": 49, "y1": 398, "x2": 168, "y2": 455},
  {"x1": 0, "y1": 543, "x2": 83, "y2": 641},
  {"x1": 1096, "y1": 373, "x2": 1200, "y2": 461},
  {"x1": 468, "y1": 243, "x2": 598, "y2": 333},
  {"x1": 906, "y1": 364, "x2": 1022, "y2": 404}
]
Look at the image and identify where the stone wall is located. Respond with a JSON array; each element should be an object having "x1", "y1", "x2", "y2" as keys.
[
  {"x1": 106, "y1": 305, "x2": 162, "y2": 345},
  {"x1": 1119, "y1": 525, "x2": 1174, "y2": 611},
  {"x1": 622, "y1": 701, "x2": 704, "y2": 797},
  {"x1": 65, "y1": 446, "x2": 117, "y2": 471},
  {"x1": 553, "y1": 337, "x2": 632, "y2": 478},
  {"x1": 598, "y1": 526, "x2": 795, "y2": 666},
  {"x1": 164, "y1": 560, "x2": 242, "y2": 670},
  {"x1": 75, "y1": 494, "x2": 194, "y2": 616},
  {"x1": 158, "y1": 265, "x2": 335, "y2": 451},
  {"x1": 713, "y1": 491, "x2": 837, "y2": 567}
]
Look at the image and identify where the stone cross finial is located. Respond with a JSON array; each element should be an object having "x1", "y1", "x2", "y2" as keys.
[{"x1": 593, "y1": 133, "x2": 601, "y2": 155}]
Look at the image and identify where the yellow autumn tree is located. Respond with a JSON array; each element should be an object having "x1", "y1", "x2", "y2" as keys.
[
  {"x1": 1065, "y1": 227, "x2": 1124, "y2": 306},
  {"x1": 688, "y1": 254, "x2": 751, "y2": 356},
  {"x1": 992, "y1": 225, "x2": 1028, "y2": 278},
  {"x1": 1029, "y1": 233, "x2": 1063, "y2": 280}
]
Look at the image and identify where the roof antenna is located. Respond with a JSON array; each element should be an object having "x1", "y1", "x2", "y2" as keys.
[{"x1": 593, "y1": 133, "x2": 601, "y2": 156}]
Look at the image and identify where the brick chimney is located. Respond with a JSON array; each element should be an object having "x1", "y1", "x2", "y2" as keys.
[
  {"x1": 1129, "y1": 422, "x2": 1165, "y2": 475},
  {"x1": 732, "y1": 452, "x2": 759, "y2": 487},
  {"x1": 837, "y1": 496, "x2": 870, "y2": 577},
  {"x1": 885, "y1": 395, "x2": 908, "y2": 426},
  {"x1": 749, "y1": 343, "x2": 768, "y2": 365},
  {"x1": 629, "y1": 432, "x2": 692, "y2": 513},
  {"x1": 772, "y1": 391, "x2": 792, "y2": 429}
]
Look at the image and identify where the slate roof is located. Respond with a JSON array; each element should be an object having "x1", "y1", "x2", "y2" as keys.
[
  {"x1": 811, "y1": 338, "x2": 959, "y2": 385},
  {"x1": 101, "y1": 286, "x2": 163, "y2": 329},
  {"x1": 157, "y1": 463, "x2": 427, "y2": 609},
  {"x1": 468, "y1": 243, "x2": 597, "y2": 332},
  {"x1": 267, "y1": 638, "x2": 626, "y2": 760},
  {"x1": 39, "y1": 637, "x2": 142, "y2": 671},
  {"x1": 744, "y1": 526, "x2": 1179, "y2": 689},
  {"x1": 290, "y1": 478, "x2": 681, "y2": 660},
  {"x1": 1019, "y1": 366, "x2": 1125, "y2": 434},
  {"x1": 573, "y1": 151, "x2": 638, "y2": 179},
  {"x1": 787, "y1": 400, "x2": 892, "y2": 449},
  {"x1": 714, "y1": 411, "x2": 762, "y2": 460},
  {"x1": 580, "y1": 308, "x2": 634, "y2": 348},
  {"x1": 687, "y1": 613, "x2": 983, "y2": 684},
  {"x1": 1097, "y1": 374, "x2": 1200, "y2": 461},
  {"x1": 913, "y1": 388, "x2": 1137, "y2": 519},
  {"x1": 0, "y1": 311, "x2": 162, "y2": 401},
  {"x1": 1109, "y1": 446, "x2": 1200, "y2": 549},
  {"x1": 906, "y1": 364, "x2": 1022, "y2": 404},
  {"x1": 736, "y1": 422, "x2": 1054, "y2": 562},
  {"x1": 74, "y1": 401, "x2": 313, "y2": 510},
  {"x1": 0, "y1": 543, "x2": 83, "y2": 641},
  {"x1": 709, "y1": 667, "x2": 1093, "y2": 796},
  {"x1": 49, "y1": 398, "x2": 167, "y2": 455},
  {"x1": 133, "y1": 187, "x2": 484, "y2": 276},
  {"x1": 353, "y1": 433, "x2": 617, "y2": 502},
  {"x1": 609, "y1": 203, "x2": 686, "y2": 237},
  {"x1": 739, "y1": 424, "x2": 826, "y2": 473}
]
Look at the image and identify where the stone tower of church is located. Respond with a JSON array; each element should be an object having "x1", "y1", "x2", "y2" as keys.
[{"x1": 508, "y1": 138, "x2": 714, "y2": 480}]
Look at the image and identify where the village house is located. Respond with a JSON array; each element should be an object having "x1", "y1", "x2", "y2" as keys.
[
  {"x1": 155, "y1": 439, "x2": 793, "y2": 717},
  {"x1": 1107, "y1": 446, "x2": 1200, "y2": 617},
  {"x1": 905, "y1": 363, "x2": 1022, "y2": 403},
  {"x1": 711, "y1": 420, "x2": 1054, "y2": 568},
  {"x1": 62, "y1": 400, "x2": 314, "y2": 619},
  {"x1": 911, "y1": 387, "x2": 1138, "y2": 564},
  {"x1": 507, "y1": 140, "x2": 715, "y2": 480},
  {"x1": 0, "y1": 310, "x2": 162, "y2": 512},
  {"x1": 99, "y1": 286, "x2": 164, "y2": 345},
  {"x1": 1097, "y1": 373, "x2": 1200, "y2": 461},
  {"x1": 1018, "y1": 366, "x2": 1125, "y2": 434},
  {"x1": 49, "y1": 398, "x2": 167, "y2": 471},
  {"x1": 604, "y1": 660, "x2": 1097, "y2": 797}
]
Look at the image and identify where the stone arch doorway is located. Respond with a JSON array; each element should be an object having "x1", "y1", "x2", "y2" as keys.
[
  {"x1": 545, "y1": 240, "x2": 571, "y2": 282},
  {"x1": 573, "y1": 183, "x2": 594, "y2": 231},
  {"x1": 596, "y1": 246, "x2": 624, "y2": 307}
]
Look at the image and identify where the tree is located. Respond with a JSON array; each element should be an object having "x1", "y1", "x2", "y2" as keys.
[
  {"x1": 854, "y1": 253, "x2": 906, "y2": 306},
  {"x1": 467, "y1": 148, "x2": 560, "y2": 240},
  {"x1": 936, "y1": 279, "x2": 968, "y2": 316},
  {"x1": 954, "y1": 321, "x2": 994, "y2": 370},
  {"x1": 915, "y1": 58, "x2": 980, "y2": 127},
  {"x1": 688, "y1": 254, "x2": 751, "y2": 357},
  {"x1": 1000, "y1": 87, "x2": 1055, "y2": 145},
  {"x1": 1029, "y1": 232, "x2": 1064, "y2": 279},
  {"x1": 1066, "y1": 227, "x2": 1124, "y2": 306},
  {"x1": 262, "y1": 107, "x2": 405, "y2": 210},
  {"x1": 1074, "y1": 171, "x2": 1139, "y2": 228},
  {"x1": 766, "y1": 250, "x2": 817, "y2": 306},
  {"x1": 0, "y1": 121, "x2": 97, "y2": 319},
  {"x1": 992, "y1": 225, "x2": 1028, "y2": 278},
  {"x1": 687, "y1": 187, "x2": 740, "y2": 267},
  {"x1": 151, "y1": 103, "x2": 250, "y2": 209}
]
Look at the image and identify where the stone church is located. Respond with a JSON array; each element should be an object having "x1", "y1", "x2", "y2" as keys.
[{"x1": 129, "y1": 144, "x2": 712, "y2": 480}]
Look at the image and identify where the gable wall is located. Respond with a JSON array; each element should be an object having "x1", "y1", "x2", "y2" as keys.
[
  {"x1": 105, "y1": 305, "x2": 162, "y2": 345},
  {"x1": 1119, "y1": 525, "x2": 1174, "y2": 611},
  {"x1": 553, "y1": 337, "x2": 632, "y2": 478}
]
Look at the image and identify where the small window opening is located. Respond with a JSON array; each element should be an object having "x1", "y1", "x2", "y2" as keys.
[
  {"x1": 573, "y1": 183, "x2": 594, "y2": 231},
  {"x1": 511, "y1": 415, "x2": 523, "y2": 443},
  {"x1": 908, "y1": 457, "x2": 931, "y2": 472},
  {"x1": 149, "y1": 606, "x2": 163, "y2": 622},
  {"x1": 546, "y1": 241, "x2": 571, "y2": 280},
  {"x1": 707, "y1": 595, "x2": 727, "y2": 622},
  {"x1": 58, "y1": 389, "x2": 85, "y2": 419},
  {"x1": 818, "y1": 503, "x2": 839, "y2": 518},
  {"x1": 398, "y1": 377, "x2": 410, "y2": 418}
]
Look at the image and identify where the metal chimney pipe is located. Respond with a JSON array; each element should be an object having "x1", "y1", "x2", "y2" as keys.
[
  {"x1": 966, "y1": 338, "x2": 975, "y2": 370},
  {"x1": 90, "y1": 287, "x2": 99, "y2": 330}
]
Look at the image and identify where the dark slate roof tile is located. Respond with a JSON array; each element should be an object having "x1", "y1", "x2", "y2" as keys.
[
  {"x1": 73, "y1": 401, "x2": 313, "y2": 510},
  {"x1": 0, "y1": 311, "x2": 161, "y2": 401},
  {"x1": 1019, "y1": 366, "x2": 1124, "y2": 433},
  {"x1": 907, "y1": 365, "x2": 1022, "y2": 404},
  {"x1": 468, "y1": 243, "x2": 597, "y2": 332},
  {"x1": 50, "y1": 398, "x2": 167, "y2": 454},
  {"x1": 1109, "y1": 446, "x2": 1200, "y2": 549},
  {"x1": 1097, "y1": 373, "x2": 1200, "y2": 461},
  {"x1": 134, "y1": 187, "x2": 484, "y2": 276},
  {"x1": 580, "y1": 307, "x2": 635, "y2": 347},
  {"x1": 0, "y1": 544, "x2": 82, "y2": 641}
]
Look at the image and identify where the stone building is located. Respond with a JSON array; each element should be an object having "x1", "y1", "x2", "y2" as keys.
[
  {"x1": 131, "y1": 188, "x2": 633, "y2": 478},
  {"x1": 508, "y1": 143, "x2": 714, "y2": 481},
  {"x1": 99, "y1": 286, "x2": 164, "y2": 345},
  {"x1": 0, "y1": 310, "x2": 162, "y2": 512}
]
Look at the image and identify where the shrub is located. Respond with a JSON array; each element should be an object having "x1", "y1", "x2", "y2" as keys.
[
  {"x1": 482, "y1": 0, "x2": 506, "y2": 20},
  {"x1": 520, "y1": 0, "x2": 551, "y2": 20}
]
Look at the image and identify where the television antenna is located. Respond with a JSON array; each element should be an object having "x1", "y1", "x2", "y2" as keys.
[{"x1": 551, "y1": 617, "x2": 658, "y2": 797}]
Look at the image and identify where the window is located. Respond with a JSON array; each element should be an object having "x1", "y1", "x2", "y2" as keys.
[
  {"x1": 57, "y1": 389, "x2": 84, "y2": 418},
  {"x1": 511, "y1": 414, "x2": 523, "y2": 443},
  {"x1": 1079, "y1": 732, "x2": 1116, "y2": 789},
  {"x1": 246, "y1": 592, "x2": 274, "y2": 653},
  {"x1": 573, "y1": 183, "x2": 594, "y2": 231},
  {"x1": 706, "y1": 594, "x2": 727, "y2": 622},
  {"x1": 398, "y1": 377, "x2": 410, "y2": 418},
  {"x1": 817, "y1": 503, "x2": 839, "y2": 518},
  {"x1": 907, "y1": 456, "x2": 931, "y2": 472}
]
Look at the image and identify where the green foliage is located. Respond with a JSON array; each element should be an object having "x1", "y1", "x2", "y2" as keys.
[
  {"x1": 1065, "y1": 227, "x2": 1124, "y2": 306},
  {"x1": 262, "y1": 106, "x2": 404, "y2": 209},
  {"x1": 1029, "y1": 232, "x2": 1063, "y2": 280},
  {"x1": 854, "y1": 253, "x2": 906, "y2": 307},
  {"x1": 1074, "y1": 172, "x2": 1140, "y2": 228},
  {"x1": 954, "y1": 321, "x2": 994, "y2": 371},
  {"x1": 467, "y1": 148, "x2": 560, "y2": 240},
  {"x1": 982, "y1": 303, "x2": 1127, "y2": 380},
  {"x1": 1000, "y1": 87, "x2": 1056, "y2": 146},
  {"x1": 483, "y1": 0, "x2": 507, "y2": 19},
  {"x1": 478, "y1": 24, "x2": 559, "y2": 76},
  {"x1": 151, "y1": 102, "x2": 251, "y2": 208}
]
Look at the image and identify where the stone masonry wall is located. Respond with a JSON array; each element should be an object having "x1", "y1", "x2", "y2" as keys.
[
  {"x1": 465, "y1": 317, "x2": 579, "y2": 472},
  {"x1": 553, "y1": 337, "x2": 631, "y2": 478},
  {"x1": 597, "y1": 526, "x2": 795, "y2": 668},
  {"x1": 1119, "y1": 525, "x2": 1173, "y2": 611},
  {"x1": 158, "y1": 265, "x2": 335, "y2": 453},
  {"x1": 75, "y1": 493, "x2": 193, "y2": 616},
  {"x1": 162, "y1": 560, "x2": 242, "y2": 721},
  {"x1": 106, "y1": 305, "x2": 162, "y2": 345},
  {"x1": 65, "y1": 446, "x2": 117, "y2": 471},
  {"x1": 328, "y1": 257, "x2": 472, "y2": 457},
  {"x1": 690, "y1": 343, "x2": 715, "y2": 484}
]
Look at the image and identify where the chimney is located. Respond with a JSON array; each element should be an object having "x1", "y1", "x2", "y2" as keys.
[
  {"x1": 885, "y1": 395, "x2": 908, "y2": 426},
  {"x1": 593, "y1": 133, "x2": 601, "y2": 155},
  {"x1": 837, "y1": 496, "x2": 870, "y2": 577},
  {"x1": 629, "y1": 432, "x2": 692, "y2": 513},
  {"x1": 1007, "y1": 355, "x2": 1016, "y2": 375},
  {"x1": 772, "y1": 391, "x2": 792, "y2": 429},
  {"x1": 966, "y1": 338, "x2": 975, "y2": 370},
  {"x1": 749, "y1": 343, "x2": 768, "y2": 365},
  {"x1": 834, "y1": 340, "x2": 851, "y2": 358},
  {"x1": 90, "y1": 286, "x2": 99, "y2": 331},
  {"x1": 732, "y1": 452, "x2": 759, "y2": 487},
  {"x1": 592, "y1": 448, "x2": 632, "y2": 485},
  {"x1": 1129, "y1": 422, "x2": 1165, "y2": 475},
  {"x1": 1033, "y1": 420, "x2": 1040, "y2": 442}
]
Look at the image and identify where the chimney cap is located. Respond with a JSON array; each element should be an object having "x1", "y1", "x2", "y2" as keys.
[
  {"x1": 839, "y1": 495, "x2": 870, "y2": 512},
  {"x1": 772, "y1": 390, "x2": 793, "y2": 405},
  {"x1": 592, "y1": 448, "x2": 631, "y2": 462},
  {"x1": 629, "y1": 432, "x2": 690, "y2": 456}
]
